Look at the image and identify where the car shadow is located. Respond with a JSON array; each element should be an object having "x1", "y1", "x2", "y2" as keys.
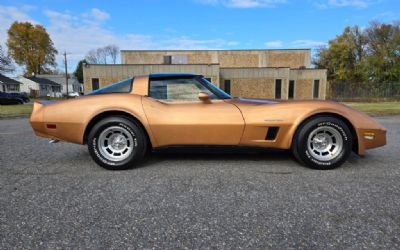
[{"x1": 143, "y1": 147, "x2": 295, "y2": 165}]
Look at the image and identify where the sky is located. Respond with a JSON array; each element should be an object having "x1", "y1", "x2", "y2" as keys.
[{"x1": 0, "y1": 0, "x2": 399, "y2": 74}]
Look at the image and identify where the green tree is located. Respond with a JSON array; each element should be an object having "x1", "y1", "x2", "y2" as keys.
[
  {"x1": 74, "y1": 59, "x2": 87, "y2": 83},
  {"x1": 364, "y1": 21, "x2": 400, "y2": 83},
  {"x1": 0, "y1": 45, "x2": 14, "y2": 73},
  {"x1": 7, "y1": 21, "x2": 58, "y2": 75}
]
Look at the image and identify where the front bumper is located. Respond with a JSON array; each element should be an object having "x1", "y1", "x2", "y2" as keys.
[{"x1": 357, "y1": 128, "x2": 387, "y2": 155}]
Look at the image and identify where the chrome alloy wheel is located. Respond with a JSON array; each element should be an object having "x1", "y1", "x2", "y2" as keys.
[
  {"x1": 98, "y1": 126, "x2": 135, "y2": 161},
  {"x1": 307, "y1": 126, "x2": 343, "y2": 161}
]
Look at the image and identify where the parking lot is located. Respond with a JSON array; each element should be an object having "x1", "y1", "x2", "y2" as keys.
[{"x1": 1, "y1": 117, "x2": 400, "y2": 249}]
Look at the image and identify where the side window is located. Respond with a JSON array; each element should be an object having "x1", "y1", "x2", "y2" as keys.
[
  {"x1": 87, "y1": 78, "x2": 133, "y2": 95},
  {"x1": 149, "y1": 78, "x2": 217, "y2": 102}
]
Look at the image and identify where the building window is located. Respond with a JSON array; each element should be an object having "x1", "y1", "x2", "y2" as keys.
[
  {"x1": 275, "y1": 79, "x2": 282, "y2": 99},
  {"x1": 163, "y1": 55, "x2": 172, "y2": 65},
  {"x1": 92, "y1": 78, "x2": 99, "y2": 90},
  {"x1": 52, "y1": 86, "x2": 61, "y2": 92},
  {"x1": 171, "y1": 55, "x2": 188, "y2": 64},
  {"x1": 288, "y1": 80, "x2": 295, "y2": 99},
  {"x1": 7, "y1": 84, "x2": 20, "y2": 92},
  {"x1": 73, "y1": 84, "x2": 79, "y2": 92},
  {"x1": 313, "y1": 80, "x2": 320, "y2": 99},
  {"x1": 224, "y1": 80, "x2": 231, "y2": 95}
]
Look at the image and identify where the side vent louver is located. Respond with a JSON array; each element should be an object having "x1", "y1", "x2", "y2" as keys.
[{"x1": 266, "y1": 127, "x2": 279, "y2": 140}]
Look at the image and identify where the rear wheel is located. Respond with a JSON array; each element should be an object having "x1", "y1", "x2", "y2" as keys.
[
  {"x1": 87, "y1": 116, "x2": 147, "y2": 170},
  {"x1": 292, "y1": 116, "x2": 353, "y2": 170}
]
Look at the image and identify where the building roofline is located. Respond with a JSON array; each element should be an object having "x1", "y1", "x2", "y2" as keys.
[
  {"x1": 290, "y1": 68, "x2": 327, "y2": 71},
  {"x1": 83, "y1": 64, "x2": 326, "y2": 71},
  {"x1": 220, "y1": 67, "x2": 291, "y2": 69},
  {"x1": 120, "y1": 48, "x2": 311, "y2": 52},
  {"x1": 85, "y1": 63, "x2": 220, "y2": 66},
  {"x1": 26, "y1": 76, "x2": 61, "y2": 86},
  {"x1": 0, "y1": 73, "x2": 22, "y2": 84}
]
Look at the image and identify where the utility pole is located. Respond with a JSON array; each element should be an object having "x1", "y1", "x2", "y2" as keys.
[{"x1": 63, "y1": 51, "x2": 69, "y2": 97}]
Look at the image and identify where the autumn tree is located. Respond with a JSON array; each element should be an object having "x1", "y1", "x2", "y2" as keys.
[
  {"x1": 0, "y1": 45, "x2": 14, "y2": 73},
  {"x1": 7, "y1": 21, "x2": 58, "y2": 75},
  {"x1": 314, "y1": 26, "x2": 366, "y2": 83},
  {"x1": 314, "y1": 21, "x2": 400, "y2": 85},
  {"x1": 364, "y1": 21, "x2": 400, "y2": 83},
  {"x1": 85, "y1": 44, "x2": 119, "y2": 64}
]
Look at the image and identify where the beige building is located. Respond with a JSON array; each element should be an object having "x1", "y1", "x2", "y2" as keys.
[{"x1": 83, "y1": 49, "x2": 327, "y2": 99}]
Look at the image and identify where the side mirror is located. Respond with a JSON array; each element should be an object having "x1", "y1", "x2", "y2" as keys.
[{"x1": 198, "y1": 92, "x2": 211, "y2": 103}]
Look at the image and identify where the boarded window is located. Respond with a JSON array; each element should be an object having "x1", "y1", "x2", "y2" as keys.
[
  {"x1": 224, "y1": 80, "x2": 231, "y2": 95},
  {"x1": 313, "y1": 80, "x2": 320, "y2": 99},
  {"x1": 163, "y1": 56, "x2": 172, "y2": 64},
  {"x1": 275, "y1": 79, "x2": 282, "y2": 99},
  {"x1": 92, "y1": 78, "x2": 99, "y2": 90},
  {"x1": 288, "y1": 80, "x2": 295, "y2": 99}
]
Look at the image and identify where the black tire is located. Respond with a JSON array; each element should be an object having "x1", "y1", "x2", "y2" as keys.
[
  {"x1": 87, "y1": 116, "x2": 147, "y2": 170},
  {"x1": 292, "y1": 116, "x2": 353, "y2": 170}
]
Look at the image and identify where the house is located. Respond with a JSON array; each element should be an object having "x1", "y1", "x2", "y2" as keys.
[
  {"x1": 15, "y1": 76, "x2": 40, "y2": 96},
  {"x1": 25, "y1": 76, "x2": 62, "y2": 97},
  {"x1": 0, "y1": 73, "x2": 21, "y2": 92},
  {"x1": 37, "y1": 74, "x2": 82, "y2": 95}
]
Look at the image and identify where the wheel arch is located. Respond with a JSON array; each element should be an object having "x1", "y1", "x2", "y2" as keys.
[
  {"x1": 292, "y1": 112, "x2": 359, "y2": 154},
  {"x1": 83, "y1": 110, "x2": 153, "y2": 149}
]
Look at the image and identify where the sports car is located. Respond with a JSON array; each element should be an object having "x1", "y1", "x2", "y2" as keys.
[{"x1": 30, "y1": 73, "x2": 386, "y2": 170}]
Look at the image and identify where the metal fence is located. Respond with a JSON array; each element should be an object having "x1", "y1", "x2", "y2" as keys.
[{"x1": 327, "y1": 82, "x2": 400, "y2": 101}]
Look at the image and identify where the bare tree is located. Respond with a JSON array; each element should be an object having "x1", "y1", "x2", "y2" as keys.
[
  {"x1": 85, "y1": 44, "x2": 119, "y2": 64},
  {"x1": 104, "y1": 44, "x2": 119, "y2": 64},
  {"x1": 0, "y1": 45, "x2": 15, "y2": 73},
  {"x1": 96, "y1": 47, "x2": 108, "y2": 64},
  {"x1": 85, "y1": 49, "x2": 99, "y2": 64}
]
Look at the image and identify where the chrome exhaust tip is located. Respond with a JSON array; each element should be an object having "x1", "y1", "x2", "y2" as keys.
[{"x1": 49, "y1": 139, "x2": 60, "y2": 144}]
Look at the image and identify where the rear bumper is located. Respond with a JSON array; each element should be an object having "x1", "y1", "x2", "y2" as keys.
[
  {"x1": 30, "y1": 102, "x2": 47, "y2": 138},
  {"x1": 30, "y1": 101, "x2": 85, "y2": 144}
]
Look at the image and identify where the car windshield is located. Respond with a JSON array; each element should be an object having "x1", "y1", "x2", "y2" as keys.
[
  {"x1": 198, "y1": 77, "x2": 231, "y2": 99},
  {"x1": 87, "y1": 78, "x2": 133, "y2": 95}
]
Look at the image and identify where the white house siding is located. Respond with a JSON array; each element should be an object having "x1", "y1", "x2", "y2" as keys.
[{"x1": 15, "y1": 76, "x2": 40, "y2": 93}]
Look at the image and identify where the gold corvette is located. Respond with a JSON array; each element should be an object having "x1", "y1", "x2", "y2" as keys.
[{"x1": 30, "y1": 73, "x2": 386, "y2": 170}]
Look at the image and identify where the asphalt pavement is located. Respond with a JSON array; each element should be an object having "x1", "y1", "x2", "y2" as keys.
[{"x1": 0, "y1": 117, "x2": 399, "y2": 249}]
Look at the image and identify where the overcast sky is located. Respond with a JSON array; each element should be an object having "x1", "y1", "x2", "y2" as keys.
[{"x1": 0, "y1": 0, "x2": 399, "y2": 74}]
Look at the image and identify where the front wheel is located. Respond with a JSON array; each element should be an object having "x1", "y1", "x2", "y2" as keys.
[
  {"x1": 292, "y1": 116, "x2": 353, "y2": 170},
  {"x1": 87, "y1": 116, "x2": 147, "y2": 170}
]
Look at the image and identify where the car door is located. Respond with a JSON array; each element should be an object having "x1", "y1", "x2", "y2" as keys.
[{"x1": 142, "y1": 76, "x2": 245, "y2": 147}]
